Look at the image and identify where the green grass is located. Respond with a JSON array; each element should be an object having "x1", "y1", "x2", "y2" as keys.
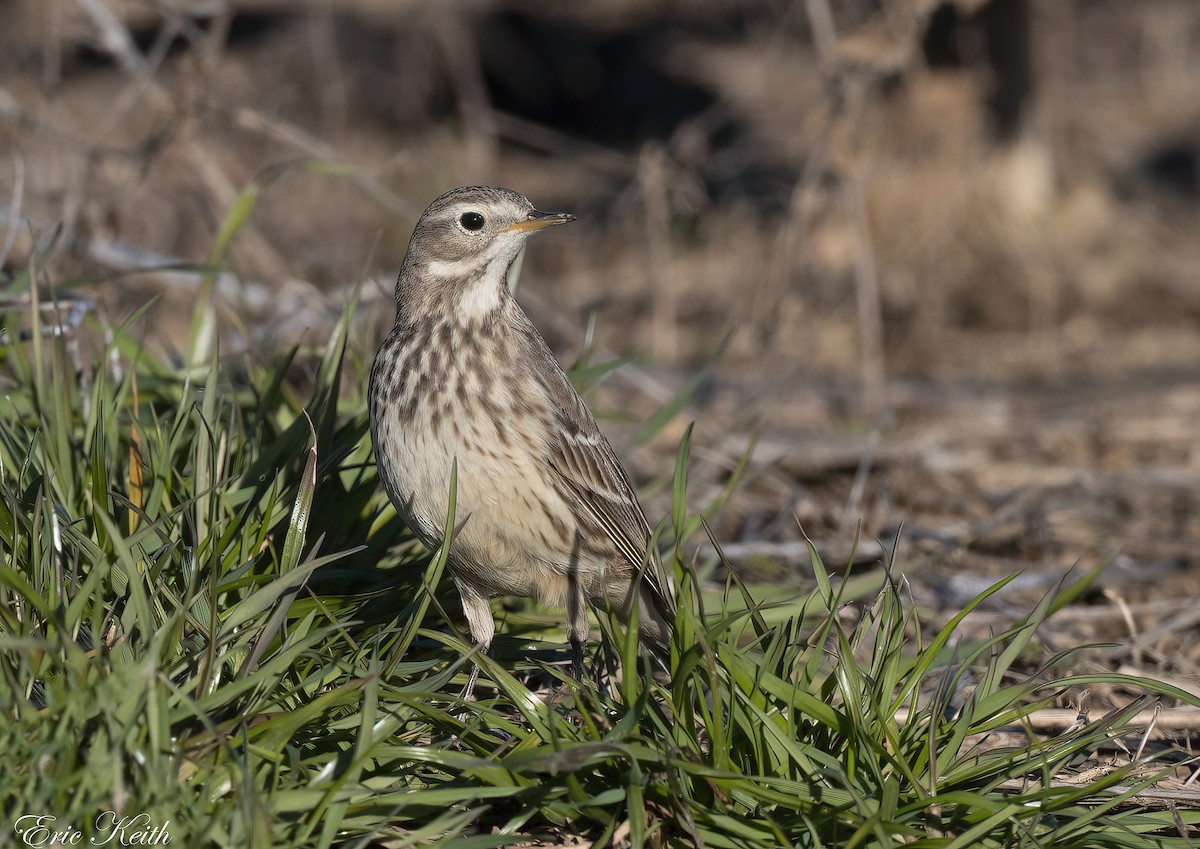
[{"x1": 1, "y1": 278, "x2": 1197, "y2": 849}]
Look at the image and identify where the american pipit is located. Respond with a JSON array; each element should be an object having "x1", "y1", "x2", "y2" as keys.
[{"x1": 369, "y1": 186, "x2": 675, "y2": 686}]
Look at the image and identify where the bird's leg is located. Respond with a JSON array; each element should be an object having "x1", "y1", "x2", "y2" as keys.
[
  {"x1": 463, "y1": 645, "x2": 488, "y2": 702},
  {"x1": 569, "y1": 635, "x2": 586, "y2": 682},
  {"x1": 456, "y1": 579, "x2": 496, "y2": 701},
  {"x1": 566, "y1": 569, "x2": 589, "y2": 683}
]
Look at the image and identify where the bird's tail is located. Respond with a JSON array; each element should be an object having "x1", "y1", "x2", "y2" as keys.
[
  {"x1": 635, "y1": 583, "x2": 675, "y2": 657},
  {"x1": 614, "y1": 559, "x2": 676, "y2": 669}
]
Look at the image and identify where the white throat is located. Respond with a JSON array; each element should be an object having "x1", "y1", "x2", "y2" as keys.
[
  {"x1": 458, "y1": 275, "x2": 503, "y2": 321},
  {"x1": 451, "y1": 249, "x2": 518, "y2": 323}
]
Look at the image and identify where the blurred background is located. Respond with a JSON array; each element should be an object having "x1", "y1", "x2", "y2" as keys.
[{"x1": 1, "y1": 0, "x2": 1198, "y2": 617}]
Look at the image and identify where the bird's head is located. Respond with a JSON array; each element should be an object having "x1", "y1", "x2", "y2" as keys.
[{"x1": 396, "y1": 185, "x2": 574, "y2": 324}]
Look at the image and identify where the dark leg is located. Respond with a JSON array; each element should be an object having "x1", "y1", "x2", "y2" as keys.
[
  {"x1": 569, "y1": 635, "x2": 586, "y2": 682},
  {"x1": 566, "y1": 564, "x2": 589, "y2": 683}
]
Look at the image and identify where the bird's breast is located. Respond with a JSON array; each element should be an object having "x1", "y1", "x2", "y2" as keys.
[{"x1": 369, "y1": 319, "x2": 576, "y2": 570}]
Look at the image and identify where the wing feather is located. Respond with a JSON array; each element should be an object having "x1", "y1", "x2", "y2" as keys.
[{"x1": 514, "y1": 311, "x2": 676, "y2": 626}]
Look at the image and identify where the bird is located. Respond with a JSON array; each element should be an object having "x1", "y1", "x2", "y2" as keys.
[{"x1": 368, "y1": 185, "x2": 675, "y2": 691}]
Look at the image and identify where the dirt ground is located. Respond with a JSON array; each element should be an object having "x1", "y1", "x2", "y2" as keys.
[{"x1": 1, "y1": 1, "x2": 1198, "y2": 712}]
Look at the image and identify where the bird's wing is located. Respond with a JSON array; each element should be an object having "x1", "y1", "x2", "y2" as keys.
[
  {"x1": 519, "y1": 316, "x2": 676, "y2": 621},
  {"x1": 548, "y1": 404, "x2": 678, "y2": 621}
]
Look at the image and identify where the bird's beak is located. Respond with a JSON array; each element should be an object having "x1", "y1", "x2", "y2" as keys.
[{"x1": 501, "y1": 209, "x2": 576, "y2": 233}]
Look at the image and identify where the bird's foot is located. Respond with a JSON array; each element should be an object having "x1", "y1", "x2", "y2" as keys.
[{"x1": 569, "y1": 637, "x2": 586, "y2": 683}]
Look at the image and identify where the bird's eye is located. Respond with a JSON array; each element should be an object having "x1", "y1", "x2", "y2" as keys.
[{"x1": 460, "y1": 211, "x2": 485, "y2": 231}]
